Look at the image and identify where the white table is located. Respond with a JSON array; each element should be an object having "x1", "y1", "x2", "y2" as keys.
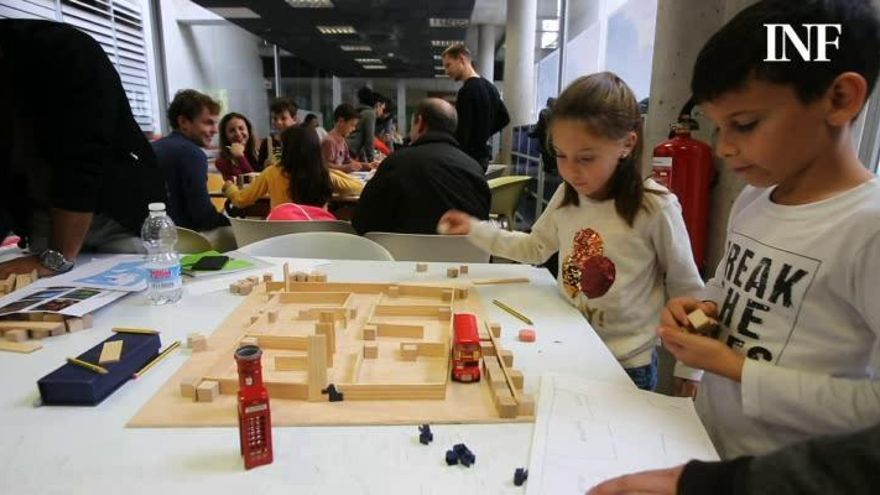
[{"x1": 0, "y1": 257, "x2": 630, "y2": 494}]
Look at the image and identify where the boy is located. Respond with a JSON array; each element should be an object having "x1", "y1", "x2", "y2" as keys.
[
  {"x1": 257, "y1": 97, "x2": 298, "y2": 169},
  {"x1": 659, "y1": 0, "x2": 880, "y2": 459},
  {"x1": 322, "y1": 103, "x2": 371, "y2": 173}
]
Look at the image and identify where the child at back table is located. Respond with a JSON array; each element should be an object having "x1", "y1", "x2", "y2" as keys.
[
  {"x1": 657, "y1": 0, "x2": 880, "y2": 459},
  {"x1": 439, "y1": 72, "x2": 703, "y2": 390}
]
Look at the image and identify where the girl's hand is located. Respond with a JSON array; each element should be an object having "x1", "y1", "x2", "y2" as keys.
[
  {"x1": 587, "y1": 464, "x2": 684, "y2": 494},
  {"x1": 221, "y1": 180, "x2": 235, "y2": 196},
  {"x1": 228, "y1": 143, "x2": 245, "y2": 158},
  {"x1": 662, "y1": 297, "x2": 718, "y2": 330},
  {"x1": 657, "y1": 327, "x2": 744, "y2": 382},
  {"x1": 437, "y1": 210, "x2": 473, "y2": 235}
]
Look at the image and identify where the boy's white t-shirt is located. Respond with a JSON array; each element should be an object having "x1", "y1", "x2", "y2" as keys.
[
  {"x1": 697, "y1": 178, "x2": 880, "y2": 458},
  {"x1": 469, "y1": 180, "x2": 703, "y2": 369}
]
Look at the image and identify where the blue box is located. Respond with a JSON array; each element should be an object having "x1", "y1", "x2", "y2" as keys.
[{"x1": 38, "y1": 333, "x2": 161, "y2": 406}]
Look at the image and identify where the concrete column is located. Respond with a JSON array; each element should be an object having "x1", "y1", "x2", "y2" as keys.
[
  {"x1": 310, "y1": 76, "x2": 320, "y2": 113},
  {"x1": 500, "y1": 0, "x2": 538, "y2": 164},
  {"x1": 396, "y1": 79, "x2": 407, "y2": 136},
  {"x1": 478, "y1": 24, "x2": 497, "y2": 82},
  {"x1": 331, "y1": 76, "x2": 342, "y2": 108}
]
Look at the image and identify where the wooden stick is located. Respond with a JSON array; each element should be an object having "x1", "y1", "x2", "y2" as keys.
[
  {"x1": 67, "y1": 357, "x2": 109, "y2": 375},
  {"x1": 492, "y1": 299, "x2": 533, "y2": 325},
  {"x1": 132, "y1": 340, "x2": 180, "y2": 379},
  {"x1": 112, "y1": 327, "x2": 160, "y2": 335},
  {"x1": 472, "y1": 277, "x2": 530, "y2": 286}
]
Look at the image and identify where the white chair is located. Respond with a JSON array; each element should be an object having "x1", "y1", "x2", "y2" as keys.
[
  {"x1": 229, "y1": 217, "x2": 356, "y2": 247},
  {"x1": 237, "y1": 232, "x2": 394, "y2": 261},
  {"x1": 175, "y1": 227, "x2": 213, "y2": 254},
  {"x1": 364, "y1": 232, "x2": 490, "y2": 262}
]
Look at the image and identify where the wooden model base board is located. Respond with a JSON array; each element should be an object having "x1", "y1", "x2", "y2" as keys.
[{"x1": 129, "y1": 278, "x2": 533, "y2": 427}]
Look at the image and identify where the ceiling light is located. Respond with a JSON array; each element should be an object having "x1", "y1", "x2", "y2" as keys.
[
  {"x1": 429, "y1": 18, "x2": 469, "y2": 28},
  {"x1": 434, "y1": 74, "x2": 450, "y2": 78},
  {"x1": 317, "y1": 25, "x2": 357, "y2": 35},
  {"x1": 433, "y1": 54, "x2": 442, "y2": 60},
  {"x1": 434, "y1": 66, "x2": 444, "y2": 70},
  {"x1": 431, "y1": 40, "x2": 463, "y2": 47},
  {"x1": 363, "y1": 65, "x2": 387, "y2": 70},
  {"x1": 340, "y1": 45, "x2": 372, "y2": 51},
  {"x1": 356, "y1": 58, "x2": 383, "y2": 64},
  {"x1": 285, "y1": 0, "x2": 334, "y2": 7},
  {"x1": 207, "y1": 7, "x2": 260, "y2": 19}
]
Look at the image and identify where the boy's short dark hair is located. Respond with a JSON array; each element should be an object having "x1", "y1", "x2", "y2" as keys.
[
  {"x1": 442, "y1": 43, "x2": 471, "y2": 59},
  {"x1": 692, "y1": 0, "x2": 880, "y2": 104},
  {"x1": 270, "y1": 97, "x2": 298, "y2": 117},
  {"x1": 333, "y1": 103, "x2": 359, "y2": 122},
  {"x1": 167, "y1": 89, "x2": 220, "y2": 129},
  {"x1": 303, "y1": 113, "x2": 318, "y2": 124}
]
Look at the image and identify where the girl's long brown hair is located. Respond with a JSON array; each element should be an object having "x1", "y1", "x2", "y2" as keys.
[
  {"x1": 552, "y1": 72, "x2": 662, "y2": 226},
  {"x1": 279, "y1": 126, "x2": 333, "y2": 207}
]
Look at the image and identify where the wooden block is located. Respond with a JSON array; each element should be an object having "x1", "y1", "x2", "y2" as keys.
[
  {"x1": 196, "y1": 380, "x2": 220, "y2": 402},
  {"x1": 388, "y1": 285, "x2": 400, "y2": 298},
  {"x1": 98, "y1": 340, "x2": 124, "y2": 364},
  {"x1": 179, "y1": 376, "x2": 201, "y2": 399},
  {"x1": 489, "y1": 322, "x2": 502, "y2": 339},
  {"x1": 0, "y1": 341, "x2": 42, "y2": 353},
  {"x1": 508, "y1": 369, "x2": 524, "y2": 390},
  {"x1": 4, "y1": 329, "x2": 27, "y2": 342},
  {"x1": 416, "y1": 263, "x2": 427, "y2": 272},
  {"x1": 294, "y1": 271, "x2": 308, "y2": 282},
  {"x1": 438, "y1": 307, "x2": 452, "y2": 321},
  {"x1": 0, "y1": 321, "x2": 65, "y2": 331},
  {"x1": 65, "y1": 318, "x2": 85, "y2": 333},
  {"x1": 459, "y1": 264, "x2": 469, "y2": 274},
  {"x1": 15, "y1": 273, "x2": 33, "y2": 290},
  {"x1": 238, "y1": 283, "x2": 253, "y2": 295},
  {"x1": 518, "y1": 394, "x2": 536, "y2": 416},
  {"x1": 262, "y1": 272, "x2": 273, "y2": 283},
  {"x1": 29, "y1": 329, "x2": 50, "y2": 340},
  {"x1": 687, "y1": 309, "x2": 718, "y2": 336},
  {"x1": 446, "y1": 267, "x2": 459, "y2": 278},
  {"x1": 362, "y1": 326, "x2": 376, "y2": 341},
  {"x1": 319, "y1": 311, "x2": 335, "y2": 323},
  {"x1": 518, "y1": 329, "x2": 536, "y2": 342},
  {"x1": 275, "y1": 355, "x2": 308, "y2": 371},
  {"x1": 43, "y1": 314, "x2": 65, "y2": 322},
  {"x1": 229, "y1": 282, "x2": 240, "y2": 294},
  {"x1": 267, "y1": 310, "x2": 278, "y2": 323},
  {"x1": 307, "y1": 334, "x2": 328, "y2": 401},
  {"x1": 249, "y1": 315, "x2": 260, "y2": 325},
  {"x1": 247, "y1": 276, "x2": 259, "y2": 285},
  {"x1": 240, "y1": 336, "x2": 259, "y2": 347},
  {"x1": 363, "y1": 342, "x2": 378, "y2": 359},
  {"x1": 481, "y1": 342, "x2": 496, "y2": 357},
  {"x1": 80, "y1": 314, "x2": 94, "y2": 330},
  {"x1": 400, "y1": 342, "x2": 418, "y2": 361},
  {"x1": 455, "y1": 287, "x2": 470, "y2": 299},
  {"x1": 187, "y1": 333, "x2": 207, "y2": 352},
  {"x1": 311, "y1": 271, "x2": 327, "y2": 282},
  {"x1": 498, "y1": 349, "x2": 514, "y2": 368},
  {"x1": 441, "y1": 289, "x2": 453, "y2": 302},
  {"x1": 497, "y1": 395, "x2": 518, "y2": 418},
  {"x1": 28, "y1": 313, "x2": 44, "y2": 321},
  {"x1": 376, "y1": 323, "x2": 424, "y2": 339},
  {"x1": 50, "y1": 325, "x2": 65, "y2": 337}
]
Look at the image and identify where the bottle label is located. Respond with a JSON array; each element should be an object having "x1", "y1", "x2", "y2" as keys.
[{"x1": 148, "y1": 264, "x2": 181, "y2": 289}]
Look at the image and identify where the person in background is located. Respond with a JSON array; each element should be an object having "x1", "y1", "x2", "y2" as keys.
[
  {"x1": 257, "y1": 96, "x2": 298, "y2": 169},
  {"x1": 322, "y1": 103, "x2": 371, "y2": 176},
  {"x1": 347, "y1": 87, "x2": 382, "y2": 162},
  {"x1": 152, "y1": 89, "x2": 230, "y2": 235},
  {"x1": 442, "y1": 43, "x2": 510, "y2": 170},
  {"x1": 0, "y1": 19, "x2": 166, "y2": 278},
  {"x1": 215, "y1": 112, "x2": 257, "y2": 182},
  {"x1": 352, "y1": 98, "x2": 490, "y2": 235},
  {"x1": 302, "y1": 113, "x2": 328, "y2": 142},
  {"x1": 530, "y1": 97, "x2": 557, "y2": 174},
  {"x1": 438, "y1": 73, "x2": 703, "y2": 391}
]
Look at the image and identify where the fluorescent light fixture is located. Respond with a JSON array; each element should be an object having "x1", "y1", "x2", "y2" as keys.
[
  {"x1": 433, "y1": 54, "x2": 442, "y2": 60},
  {"x1": 285, "y1": 0, "x2": 334, "y2": 7},
  {"x1": 207, "y1": 7, "x2": 260, "y2": 19},
  {"x1": 317, "y1": 25, "x2": 357, "y2": 35},
  {"x1": 431, "y1": 40, "x2": 463, "y2": 47},
  {"x1": 434, "y1": 66, "x2": 444, "y2": 70},
  {"x1": 434, "y1": 74, "x2": 450, "y2": 78},
  {"x1": 363, "y1": 65, "x2": 387, "y2": 70},
  {"x1": 340, "y1": 45, "x2": 372, "y2": 51},
  {"x1": 356, "y1": 58, "x2": 383, "y2": 64},
  {"x1": 429, "y1": 18, "x2": 469, "y2": 28}
]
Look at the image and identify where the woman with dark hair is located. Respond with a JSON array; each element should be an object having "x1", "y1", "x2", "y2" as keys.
[
  {"x1": 222, "y1": 126, "x2": 333, "y2": 211},
  {"x1": 215, "y1": 112, "x2": 258, "y2": 181}
]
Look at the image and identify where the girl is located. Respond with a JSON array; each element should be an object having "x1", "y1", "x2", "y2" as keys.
[
  {"x1": 439, "y1": 72, "x2": 703, "y2": 390},
  {"x1": 223, "y1": 126, "x2": 334, "y2": 211},
  {"x1": 216, "y1": 112, "x2": 258, "y2": 182}
]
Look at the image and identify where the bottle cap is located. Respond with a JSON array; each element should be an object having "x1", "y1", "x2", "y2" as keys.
[{"x1": 148, "y1": 202, "x2": 166, "y2": 212}]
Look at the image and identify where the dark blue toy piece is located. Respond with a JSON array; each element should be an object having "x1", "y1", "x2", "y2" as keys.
[
  {"x1": 418, "y1": 424, "x2": 433, "y2": 445},
  {"x1": 445, "y1": 450, "x2": 458, "y2": 465},
  {"x1": 37, "y1": 332, "x2": 160, "y2": 406},
  {"x1": 514, "y1": 468, "x2": 529, "y2": 486},
  {"x1": 451, "y1": 443, "x2": 476, "y2": 467}
]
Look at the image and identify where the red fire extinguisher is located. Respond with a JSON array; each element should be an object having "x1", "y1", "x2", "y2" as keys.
[{"x1": 652, "y1": 119, "x2": 715, "y2": 272}]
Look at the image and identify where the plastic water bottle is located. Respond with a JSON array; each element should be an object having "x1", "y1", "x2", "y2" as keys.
[{"x1": 141, "y1": 202, "x2": 183, "y2": 305}]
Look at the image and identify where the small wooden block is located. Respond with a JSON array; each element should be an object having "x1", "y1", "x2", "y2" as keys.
[
  {"x1": 362, "y1": 325, "x2": 377, "y2": 341},
  {"x1": 498, "y1": 349, "x2": 514, "y2": 368},
  {"x1": 400, "y1": 343, "x2": 418, "y2": 361},
  {"x1": 363, "y1": 342, "x2": 378, "y2": 359},
  {"x1": 247, "y1": 276, "x2": 259, "y2": 284},
  {"x1": 416, "y1": 263, "x2": 428, "y2": 272},
  {"x1": 497, "y1": 395, "x2": 518, "y2": 418},
  {"x1": 459, "y1": 265, "x2": 469, "y2": 274},
  {"x1": 294, "y1": 271, "x2": 308, "y2": 282},
  {"x1": 28, "y1": 313, "x2": 44, "y2": 321},
  {"x1": 508, "y1": 369, "x2": 524, "y2": 390},
  {"x1": 229, "y1": 282, "x2": 240, "y2": 294},
  {"x1": 238, "y1": 283, "x2": 253, "y2": 295},
  {"x1": 80, "y1": 314, "x2": 94, "y2": 330},
  {"x1": 438, "y1": 308, "x2": 452, "y2": 321},
  {"x1": 441, "y1": 289, "x2": 453, "y2": 302},
  {"x1": 249, "y1": 315, "x2": 260, "y2": 325},
  {"x1": 446, "y1": 267, "x2": 459, "y2": 278},
  {"x1": 490, "y1": 322, "x2": 502, "y2": 339},
  {"x1": 29, "y1": 329, "x2": 50, "y2": 340},
  {"x1": 15, "y1": 273, "x2": 33, "y2": 290},
  {"x1": 50, "y1": 325, "x2": 66, "y2": 337},
  {"x1": 98, "y1": 340, "x2": 124, "y2": 364},
  {"x1": 179, "y1": 376, "x2": 201, "y2": 399},
  {"x1": 262, "y1": 272, "x2": 273, "y2": 283},
  {"x1": 267, "y1": 310, "x2": 278, "y2": 323},
  {"x1": 687, "y1": 309, "x2": 717, "y2": 335},
  {"x1": 43, "y1": 314, "x2": 65, "y2": 322},
  {"x1": 196, "y1": 380, "x2": 220, "y2": 402},
  {"x1": 517, "y1": 394, "x2": 536, "y2": 416},
  {"x1": 312, "y1": 271, "x2": 327, "y2": 282},
  {"x1": 518, "y1": 329, "x2": 536, "y2": 342},
  {"x1": 65, "y1": 318, "x2": 85, "y2": 333},
  {"x1": 455, "y1": 287, "x2": 470, "y2": 299},
  {"x1": 319, "y1": 311, "x2": 335, "y2": 323},
  {"x1": 4, "y1": 329, "x2": 28, "y2": 342},
  {"x1": 240, "y1": 336, "x2": 259, "y2": 347},
  {"x1": 0, "y1": 340, "x2": 42, "y2": 354},
  {"x1": 387, "y1": 285, "x2": 400, "y2": 298},
  {"x1": 187, "y1": 333, "x2": 208, "y2": 352},
  {"x1": 481, "y1": 342, "x2": 496, "y2": 357}
]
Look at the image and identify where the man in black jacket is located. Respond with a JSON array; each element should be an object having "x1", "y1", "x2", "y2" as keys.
[
  {"x1": 352, "y1": 98, "x2": 490, "y2": 235},
  {"x1": 0, "y1": 20, "x2": 165, "y2": 278}
]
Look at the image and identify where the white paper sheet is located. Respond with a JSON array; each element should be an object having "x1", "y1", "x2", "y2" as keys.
[{"x1": 526, "y1": 373, "x2": 719, "y2": 495}]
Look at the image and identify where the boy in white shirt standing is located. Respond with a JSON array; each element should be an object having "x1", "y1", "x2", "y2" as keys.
[{"x1": 659, "y1": 0, "x2": 880, "y2": 460}]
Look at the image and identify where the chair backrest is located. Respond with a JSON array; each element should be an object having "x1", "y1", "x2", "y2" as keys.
[
  {"x1": 206, "y1": 172, "x2": 226, "y2": 213},
  {"x1": 485, "y1": 164, "x2": 508, "y2": 180},
  {"x1": 229, "y1": 217, "x2": 356, "y2": 247},
  {"x1": 364, "y1": 232, "x2": 490, "y2": 262},
  {"x1": 488, "y1": 175, "x2": 532, "y2": 216},
  {"x1": 237, "y1": 232, "x2": 395, "y2": 261},
  {"x1": 175, "y1": 227, "x2": 214, "y2": 254}
]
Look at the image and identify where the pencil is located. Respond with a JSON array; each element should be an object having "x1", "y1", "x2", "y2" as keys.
[
  {"x1": 112, "y1": 327, "x2": 160, "y2": 335},
  {"x1": 132, "y1": 340, "x2": 181, "y2": 379},
  {"x1": 492, "y1": 299, "x2": 534, "y2": 325},
  {"x1": 67, "y1": 357, "x2": 109, "y2": 375}
]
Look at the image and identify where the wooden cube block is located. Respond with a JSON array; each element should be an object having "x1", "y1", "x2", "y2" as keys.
[
  {"x1": 687, "y1": 309, "x2": 717, "y2": 335},
  {"x1": 319, "y1": 311, "x2": 335, "y2": 323},
  {"x1": 362, "y1": 326, "x2": 377, "y2": 341},
  {"x1": 416, "y1": 263, "x2": 428, "y2": 272},
  {"x1": 508, "y1": 369, "x2": 524, "y2": 390},
  {"x1": 490, "y1": 322, "x2": 502, "y2": 339},
  {"x1": 387, "y1": 285, "x2": 400, "y2": 298},
  {"x1": 481, "y1": 342, "x2": 496, "y2": 357},
  {"x1": 49, "y1": 324, "x2": 66, "y2": 337},
  {"x1": 187, "y1": 333, "x2": 208, "y2": 352},
  {"x1": 363, "y1": 343, "x2": 378, "y2": 359},
  {"x1": 249, "y1": 315, "x2": 260, "y2": 325},
  {"x1": 240, "y1": 336, "x2": 259, "y2": 347},
  {"x1": 459, "y1": 265, "x2": 469, "y2": 274},
  {"x1": 498, "y1": 349, "x2": 514, "y2": 368},
  {"x1": 80, "y1": 314, "x2": 94, "y2": 330},
  {"x1": 4, "y1": 329, "x2": 27, "y2": 342},
  {"x1": 446, "y1": 267, "x2": 459, "y2": 278},
  {"x1": 238, "y1": 283, "x2": 253, "y2": 296},
  {"x1": 179, "y1": 376, "x2": 200, "y2": 399},
  {"x1": 28, "y1": 313, "x2": 44, "y2": 321},
  {"x1": 267, "y1": 310, "x2": 278, "y2": 323},
  {"x1": 65, "y1": 318, "x2": 85, "y2": 333},
  {"x1": 262, "y1": 272, "x2": 273, "y2": 283},
  {"x1": 294, "y1": 271, "x2": 308, "y2": 282},
  {"x1": 517, "y1": 394, "x2": 536, "y2": 416},
  {"x1": 229, "y1": 282, "x2": 240, "y2": 294},
  {"x1": 497, "y1": 396, "x2": 518, "y2": 418},
  {"x1": 98, "y1": 340, "x2": 124, "y2": 364},
  {"x1": 441, "y1": 289, "x2": 453, "y2": 302},
  {"x1": 247, "y1": 276, "x2": 259, "y2": 284},
  {"x1": 29, "y1": 329, "x2": 50, "y2": 340},
  {"x1": 455, "y1": 287, "x2": 470, "y2": 299},
  {"x1": 312, "y1": 271, "x2": 327, "y2": 282},
  {"x1": 518, "y1": 329, "x2": 536, "y2": 342},
  {"x1": 43, "y1": 314, "x2": 65, "y2": 322},
  {"x1": 196, "y1": 380, "x2": 219, "y2": 402},
  {"x1": 400, "y1": 343, "x2": 418, "y2": 361}
]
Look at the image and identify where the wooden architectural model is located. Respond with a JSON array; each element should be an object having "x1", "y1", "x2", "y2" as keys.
[{"x1": 0, "y1": 313, "x2": 94, "y2": 353}]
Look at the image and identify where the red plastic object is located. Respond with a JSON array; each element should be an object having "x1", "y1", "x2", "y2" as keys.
[
  {"x1": 652, "y1": 124, "x2": 715, "y2": 272},
  {"x1": 236, "y1": 345, "x2": 273, "y2": 470},
  {"x1": 451, "y1": 313, "x2": 482, "y2": 382},
  {"x1": 518, "y1": 329, "x2": 536, "y2": 342}
]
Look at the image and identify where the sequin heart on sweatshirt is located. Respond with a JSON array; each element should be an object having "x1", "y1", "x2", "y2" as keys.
[{"x1": 562, "y1": 228, "x2": 617, "y2": 299}]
